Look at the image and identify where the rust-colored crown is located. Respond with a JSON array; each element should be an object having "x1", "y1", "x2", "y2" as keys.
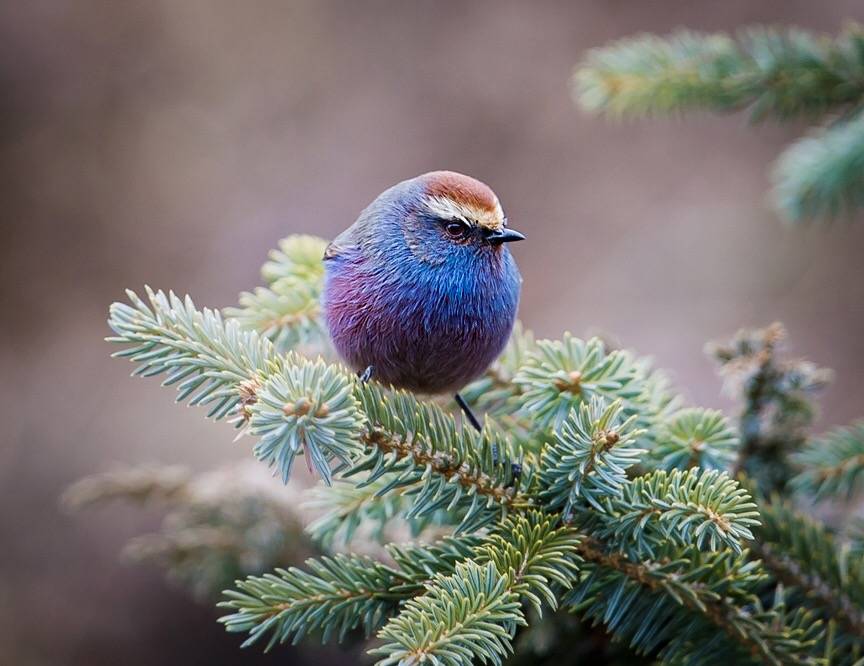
[{"x1": 418, "y1": 171, "x2": 504, "y2": 230}]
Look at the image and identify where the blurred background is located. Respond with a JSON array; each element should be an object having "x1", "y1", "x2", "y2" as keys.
[{"x1": 3, "y1": 1, "x2": 864, "y2": 664}]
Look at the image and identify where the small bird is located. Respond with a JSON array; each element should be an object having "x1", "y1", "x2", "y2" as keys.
[{"x1": 322, "y1": 171, "x2": 524, "y2": 430}]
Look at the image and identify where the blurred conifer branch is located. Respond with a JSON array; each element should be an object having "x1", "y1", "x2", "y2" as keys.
[
  {"x1": 63, "y1": 461, "x2": 318, "y2": 599},
  {"x1": 791, "y1": 421, "x2": 864, "y2": 502},
  {"x1": 574, "y1": 25, "x2": 864, "y2": 222}
]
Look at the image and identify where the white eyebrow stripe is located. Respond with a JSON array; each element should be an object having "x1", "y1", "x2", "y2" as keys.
[
  {"x1": 425, "y1": 195, "x2": 474, "y2": 222},
  {"x1": 424, "y1": 195, "x2": 504, "y2": 230}
]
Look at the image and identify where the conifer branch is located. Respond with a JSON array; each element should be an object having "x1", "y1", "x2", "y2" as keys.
[
  {"x1": 219, "y1": 537, "x2": 478, "y2": 649},
  {"x1": 513, "y1": 335, "x2": 645, "y2": 431},
  {"x1": 372, "y1": 560, "x2": 526, "y2": 666},
  {"x1": 248, "y1": 357, "x2": 364, "y2": 483},
  {"x1": 108, "y1": 287, "x2": 275, "y2": 421},
  {"x1": 791, "y1": 421, "x2": 864, "y2": 502},
  {"x1": 651, "y1": 408, "x2": 739, "y2": 472},
  {"x1": 574, "y1": 26, "x2": 864, "y2": 222},
  {"x1": 475, "y1": 511, "x2": 582, "y2": 614},
  {"x1": 350, "y1": 381, "x2": 527, "y2": 533},
  {"x1": 224, "y1": 235, "x2": 330, "y2": 354},
  {"x1": 220, "y1": 554, "x2": 413, "y2": 649},
  {"x1": 513, "y1": 334, "x2": 682, "y2": 454},
  {"x1": 755, "y1": 500, "x2": 864, "y2": 639},
  {"x1": 575, "y1": 26, "x2": 864, "y2": 121},
  {"x1": 571, "y1": 538, "x2": 821, "y2": 665},
  {"x1": 588, "y1": 468, "x2": 760, "y2": 557},
  {"x1": 773, "y1": 110, "x2": 864, "y2": 222},
  {"x1": 539, "y1": 397, "x2": 645, "y2": 516}
]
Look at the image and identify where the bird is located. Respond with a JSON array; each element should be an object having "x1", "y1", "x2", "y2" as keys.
[{"x1": 322, "y1": 170, "x2": 524, "y2": 431}]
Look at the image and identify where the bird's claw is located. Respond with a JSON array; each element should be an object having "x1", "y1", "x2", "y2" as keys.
[
  {"x1": 358, "y1": 366, "x2": 375, "y2": 384},
  {"x1": 491, "y1": 442, "x2": 522, "y2": 488}
]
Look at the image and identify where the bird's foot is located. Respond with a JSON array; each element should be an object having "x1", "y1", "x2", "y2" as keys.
[
  {"x1": 358, "y1": 366, "x2": 375, "y2": 384},
  {"x1": 508, "y1": 462, "x2": 522, "y2": 488}
]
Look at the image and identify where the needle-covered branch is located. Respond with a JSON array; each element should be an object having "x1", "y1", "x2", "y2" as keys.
[
  {"x1": 773, "y1": 110, "x2": 864, "y2": 222},
  {"x1": 570, "y1": 539, "x2": 822, "y2": 665},
  {"x1": 755, "y1": 500, "x2": 864, "y2": 643},
  {"x1": 103, "y1": 243, "x2": 858, "y2": 664},
  {"x1": 372, "y1": 560, "x2": 526, "y2": 666},
  {"x1": 108, "y1": 287, "x2": 275, "y2": 421},
  {"x1": 349, "y1": 382, "x2": 526, "y2": 533},
  {"x1": 587, "y1": 468, "x2": 760, "y2": 558},
  {"x1": 574, "y1": 26, "x2": 864, "y2": 222},
  {"x1": 108, "y1": 288, "x2": 524, "y2": 530},
  {"x1": 225, "y1": 235, "x2": 329, "y2": 354},
  {"x1": 538, "y1": 397, "x2": 645, "y2": 516},
  {"x1": 575, "y1": 26, "x2": 864, "y2": 121},
  {"x1": 791, "y1": 421, "x2": 864, "y2": 502},
  {"x1": 219, "y1": 537, "x2": 477, "y2": 650},
  {"x1": 475, "y1": 511, "x2": 582, "y2": 615},
  {"x1": 650, "y1": 408, "x2": 739, "y2": 472},
  {"x1": 513, "y1": 334, "x2": 681, "y2": 453}
]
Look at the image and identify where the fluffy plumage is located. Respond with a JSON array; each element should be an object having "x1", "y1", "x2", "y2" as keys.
[{"x1": 322, "y1": 171, "x2": 523, "y2": 394}]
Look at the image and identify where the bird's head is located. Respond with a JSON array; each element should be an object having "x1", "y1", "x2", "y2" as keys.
[{"x1": 374, "y1": 171, "x2": 525, "y2": 266}]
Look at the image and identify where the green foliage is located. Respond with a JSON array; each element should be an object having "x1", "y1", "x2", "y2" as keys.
[
  {"x1": 62, "y1": 462, "x2": 316, "y2": 600},
  {"x1": 590, "y1": 468, "x2": 760, "y2": 557},
  {"x1": 219, "y1": 537, "x2": 478, "y2": 649},
  {"x1": 226, "y1": 235, "x2": 329, "y2": 353},
  {"x1": 574, "y1": 25, "x2": 864, "y2": 222},
  {"x1": 98, "y1": 237, "x2": 864, "y2": 665},
  {"x1": 108, "y1": 287, "x2": 274, "y2": 421},
  {"x1": 575, "y1": 27, "x2": 864, "y2": 120},
  {"x1": 756, "y1": 500, "x2": 864, "y2": 644},
  {"x1": 512, "y1": 334, "x2": 680, "y2": 460},
  {"x1": 569, "y1": 540, "x2": 822, "y2": 665},
  {"x1": 707, "y1": 322, "x2": 832, "y2": 494},
  {"x1": 349, "y1": 380, "x2": 525, "y2": 534},
  {"x1": 221, "y1": 554, "x2": 407, "y2": 648},
  {"x1": 792, "y1": 421, "x2": 864, "y2": 502},
  {"x1": 372, "y1": 560, "x2": 526, "y2": 666},
  {"x1": 651, "y1": 408, "x2": 739, "y2": 471},
  {"x1": 774, "y1": 110, "x2": 864, "y2": 222},
  {"x1": 539, "y1": 397, "x2": 644, "y2": 515},
  {"x1": 249, "y1": 357, "x2": 364, "y2": 484},
  {"x1": 475, "y1": 511, "x2": 582, "y2": 614},
  {"x1": 513, "y1": 335, "x2": 643, "y2": 431}
]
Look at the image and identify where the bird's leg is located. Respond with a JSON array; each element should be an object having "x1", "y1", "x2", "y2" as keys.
[
  {"x1": 358, "y1": 365, "x2": 375, "y2": 384},
  {"x1": 454, "y1": 393, "x2": 522, "y2": 488},
  {"x1": 454, "y1": 393, "x2": 482, "y2": 432}
]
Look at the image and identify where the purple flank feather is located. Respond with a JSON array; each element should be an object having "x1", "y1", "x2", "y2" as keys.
[{"x1": 322, "y1": 172, "x2": 522, "y2": 395}]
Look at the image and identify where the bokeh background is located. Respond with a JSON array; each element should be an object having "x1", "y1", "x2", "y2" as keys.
[{"x1": 3, "y1": 1, "x2": 864, "y2": 664}]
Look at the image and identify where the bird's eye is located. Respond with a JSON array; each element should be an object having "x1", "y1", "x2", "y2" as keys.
[{"x1": 444, "y1": 220, "x2": 470, "y2": 238}]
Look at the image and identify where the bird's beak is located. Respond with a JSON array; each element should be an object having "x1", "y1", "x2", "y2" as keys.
[{"x1": 484, "y1": 228, "x2": 526, "y2": 245}]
